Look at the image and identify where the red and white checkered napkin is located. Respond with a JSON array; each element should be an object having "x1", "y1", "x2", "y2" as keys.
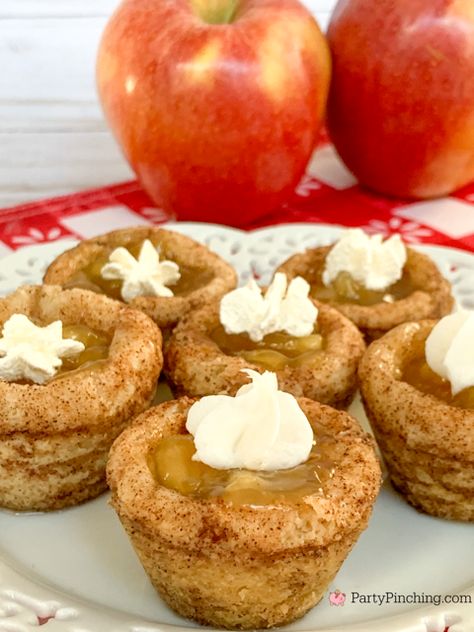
[{"x1": 1, "y1": 144, "x2": 474, "y2": 254}]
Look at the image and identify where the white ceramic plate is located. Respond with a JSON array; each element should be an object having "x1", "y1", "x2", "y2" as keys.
[{"x1": 0, "y1": 223, "x2": 473, "y2": 632}]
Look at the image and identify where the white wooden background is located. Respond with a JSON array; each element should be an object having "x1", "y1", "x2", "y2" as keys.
[{"x1": 0, "y1": 0, "x2": 337, "y2": 209}]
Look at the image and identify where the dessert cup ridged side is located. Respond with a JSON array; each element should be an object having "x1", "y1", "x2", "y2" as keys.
[
  {"x1": 112, "y1": 501, "x2": 370, "y2": 629},
  {"x1": 1, "y1": 424, "x2": 136, "y2": 511},
  {"x1": 359, "y1": 321, "x2": 474, "y2": 522},
  {"x1": 361, "y1": 403, "x2": 474, "y2": 522}
]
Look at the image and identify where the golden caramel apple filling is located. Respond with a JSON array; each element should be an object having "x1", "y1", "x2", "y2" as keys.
[
  {"x1": 148, "y1": 433, "x2": 337, "y2": 506},
  {"x1": 402, "y1": 339, "x2": 474, "y2": 410},
  {"x1": 54, "y1": 324, "x2": 110, "y2": 377},
  {"x1": 65, "y1": 239, "x2": 213, "y2": 301},
  {"x1": 210, "y1": 325, "x2": 324, "y2": 371},
  {"x1": 311, "y1": 270, "x2": 415, "y2": 306}
]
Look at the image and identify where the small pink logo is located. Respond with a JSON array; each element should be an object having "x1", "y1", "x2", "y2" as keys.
[{"x1": 329, "y1": 590, "x2": 346, "y2": 606}]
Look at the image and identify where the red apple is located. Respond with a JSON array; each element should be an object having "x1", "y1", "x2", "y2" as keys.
[
  {"x1": 327, "y1": 0, "x2": 474, "y2": 199},
  {"x1": 97, "y1": 0, "x2": 330, "y2": 226}
]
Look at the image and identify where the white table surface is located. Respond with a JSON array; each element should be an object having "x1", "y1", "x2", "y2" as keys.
[{"x1": 0, "y1": 0, "x2": 336, "y2": 209}]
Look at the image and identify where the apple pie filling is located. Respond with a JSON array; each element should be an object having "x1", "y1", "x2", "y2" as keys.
[
  {"x1": 402, "y1": 338, "x2": 474, "y2": 410},
  {"x1": 64, "y1": 239, "x2": 213, "y2": 300},
  {"x1": 311, "y1": 270, "x2": 416, "y2": 306},
  {"x1": 148, "y1": 432, "x2": 338, "y2": 506},
  {"x1": 54, "y1": 324, "x2": 111, "y2": 376},
  {"x1": 210, "y1": 325, "x2": 324, "y2": 371}
]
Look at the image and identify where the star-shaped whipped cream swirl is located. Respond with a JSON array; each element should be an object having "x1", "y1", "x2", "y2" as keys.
[
  {"x1": 100, "y1": 239, "x2": 181, "y2": 302},
  {"x1": 0, "y1": 314, "x2": 85, "y2": 384}
]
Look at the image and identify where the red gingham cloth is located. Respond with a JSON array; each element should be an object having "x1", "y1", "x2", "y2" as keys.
[{"x1": 1, "y1": 143, "x2": 474, "y2": 254}]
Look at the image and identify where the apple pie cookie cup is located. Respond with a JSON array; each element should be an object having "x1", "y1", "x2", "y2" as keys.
[
  {"x1": 0, "y1": 284, "x2": 163, "y2": 512},
  {"x1": 165, "y1": 299, "x2": 365, "y2": 408},
  {"x1": 359, "y1": 321, "x2": 474, "y2": 522},
  {"x1": 107, "y1": 397, "x2": 381, "y2": 630},
  {"x1": 277, "y1": 246, "x2": 454, "y2": 340},
  {"x1": 44, "y1": 227, "x2": 237, "y2": 334}
]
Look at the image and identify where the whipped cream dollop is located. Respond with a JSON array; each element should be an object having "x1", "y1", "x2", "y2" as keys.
[
  {"x1": 425, "y1": 310, "x2": 474, "y2": 395},
  {"x1": 101, "y1": 239, "x2": 180, "y2": 302},
  {"x1": 0, "y1": 314, "x2": 85, "y2": 384},
  {"x1": 220, "y1": 273, "x2": 318, "y2": 343},
  {"x1": 186, "y1": 369, "x2": 313, "y2": 471},
  {"x1": 322, "y1": 229, "x2": 407, "y2": 291}
]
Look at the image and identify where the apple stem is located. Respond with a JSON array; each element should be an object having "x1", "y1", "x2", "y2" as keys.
[{"x1": 190, "y1": 0, "x2": 239, "y2": 24}]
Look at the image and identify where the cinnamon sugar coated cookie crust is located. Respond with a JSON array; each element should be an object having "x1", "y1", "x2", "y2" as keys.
[
  {"x1": 278, "y1": 246, "x2": 454, "y2": 340},
  {"x1": 107, "y1": 397, "x2": 381, "y2": 629},
  {"x1": 165, "y1": 299, "x2": 365, "y2": 408},
  {"x1": 359, "y1": 321, "x2": 474, "y2": 521},
  {"x1": 43, "y1": 227, "x2": 237, "y2": 333},
  {"x1": 0, "y1": 284, "x2": 163, "y2": 511}
]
